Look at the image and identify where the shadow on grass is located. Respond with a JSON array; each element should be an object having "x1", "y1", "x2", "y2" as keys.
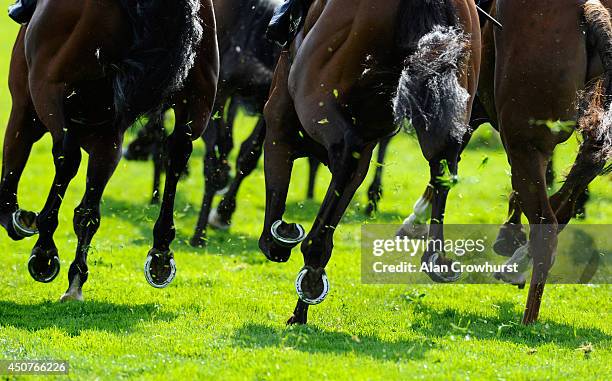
[
  {"x1": 408, "y1": 299, "x2": 612, "y2": 349},
  {"x1": 0, "y1": 300, "x2": 177, "y2": 336},
  {"x1": 232, "y1": 323, "x2": 433, "y2": 362}
]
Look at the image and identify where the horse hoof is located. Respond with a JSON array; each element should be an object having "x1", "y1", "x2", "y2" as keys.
[
  {"x1": 271, "y1": 220, "x2": 306, "y2": 248},
  {"x1": 494, "y1": 244, "x2": 531, "y2": 287},
  {"x1": 286, "y1": 314, "x2": 307, "y2": 325},
  {"x1": 295, "y1": 266, "x2": 330, "y2": 305},
  {"x1": 189, "y1": 235, "x2": 207, "y2": 248},
  {"x1": 12, "y1": 209, "x2": 38, "y2": 238},
  {"x1": 208, "y1": 208, "x2": 230, "y2": 231},
  {"x1": 60, "y1": 290, "x2": 84, "y2": 302},
  {"x1": 144, "y1": 249, "x2": 176, "y2": 288},
  {"x1": 396, "y1": 214, "x2": 428, "y2": 240},
  {"x1": 28, "y1": 249, "x2": 60, "y2": 283},
  {"x1": 422, "y1": 252, "x2": 461, "y2": 283},
  {"x1": 493, "y1": 224, "x2": 527, "y2": 257}
]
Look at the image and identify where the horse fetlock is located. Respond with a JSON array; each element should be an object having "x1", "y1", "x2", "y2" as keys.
[
  {"x1": 208, "y1": 207, "x2": 231, "y2": 231},
  {"x1": 494, "y1": 244, "x2": 532, "y2": 288},
  {"x1": 493, "y1": 223, "x2": 527, "y2": 257},
  {"x1": 396, "y1": 213, "x2": 429, "y2": 240},
  {"x1": 60, "y1": 271, "x2": 86, "y2": 302}
]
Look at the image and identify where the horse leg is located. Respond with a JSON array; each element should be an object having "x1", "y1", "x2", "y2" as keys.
[
  {"x1": 259, "y1": 52, "x2": 305, "y2": 263},
  {"x1": 493, "y1": 146, "x2": 557, "y2": 324},
  {"x1": 217, "y1": 97, "x2": 237, "y2": 193},
  {"x1": 190, "y1": 130, "x2": 222, "y2": 247},
  {"x1": 306, "y1": 156, "x2": 320, "y2": 200},
  {"x1": 0, "y1": 27, "x2": 45, "y2": 240},
  {"x1": 289, "y1": 141, "x2": 374, "y2": 324},
  {"x1": 61, "y1": 133, "x2": 122, "y2": 302},
  {"x1": 29, "y1": 80, "x2": 82, "y2": 283},
  {"x1": 0, "y1": 98, "x2": 45, "y2": 241},
  {"x1": 396, "y1": 184, "x2": 433, "y2": 239},
  {"x1": 493, "y1": 190, "x2": 527, "y2": 257},
  {"x1": 418, "y1": 156, "x2": 466, "y2": 283},
  {"x1": 365, "y1": 136, "x2": 391, "y2": 216},
  {"x1": 144, "y1": 119, "x2": 193, "y2": 287},
  {"x1": 211, "y1": 116, "x2": 266, "y2": 230},
  {"x1": 150, "y1": 114, "x2": 166, "y2": 204}
]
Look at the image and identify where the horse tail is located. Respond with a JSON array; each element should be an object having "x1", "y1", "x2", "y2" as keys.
[
  {"x1": 393, "y1": 0, "x2": 471, "y2": 143},
  {"x1": 580, "y1": 0, "x2": 612, "y2": 160},
  {"x1": 113, "y1": 0, "x2": 204, "y2": 125}
]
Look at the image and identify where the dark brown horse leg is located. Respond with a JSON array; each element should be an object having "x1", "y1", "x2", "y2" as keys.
[
  {"x1": 0, "y1": 27, "x2": 45, "y2": 240},
  {"x1": 217, "y1": 98, "x2": 239, "y2": 191},
  {"x1": 289, "y1": 144, "x2": 374, "y2": 324},
  {"x1": 212, "y1": 116, "x2": 266, "y2": 230},
  {"x1": 550, "y1": 135, "x2": 608, "y2": 227},
  {"x1": 190, "y1": 133, "x2": 222, "y2": 247},
  {"x1": 259, "y1": 52, "x2": 304, "y2": 263},
  {"x1": 28, "y1": 79, "x2": 82, "y2": 284},
  {"x1": 61, "y1": 133, "x2": 122, "y2": 302},
  {"x1": 0, "y1": 100, "x2": 44, "y2": 240},
  {"x1": 190, "y1": 99, "x2": 233, "y2": 246},
  {"x1": 150, "y1": 114, "x2": 166, "y2": 205},
  {"x1": 144, "y1": 121, "x2": 193, "y2": 287},
  {"x1": 500, "y1": 149, "x2": 557, "y2": 324},
  {"x1": 365, "y1": 136, "x2": 392, "y2": 216},
  {"x1": 420, "y1": 156, "x2": 464, "y2": 283},
  {"x1": 493, "y1": 190, "x2": 527, "y2": 257},
  {"x1": 306, "y1": 156, "x2": 320, "y2": 200}
]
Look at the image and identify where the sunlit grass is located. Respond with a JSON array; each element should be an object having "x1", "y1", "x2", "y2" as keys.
[{"x1": 0, "y1": 5, "x2": 610, "y2": 380}]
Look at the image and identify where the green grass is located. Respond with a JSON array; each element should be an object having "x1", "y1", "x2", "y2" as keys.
[{"x1": 0, "y1": 4, "x2": 611, "y2": 380}]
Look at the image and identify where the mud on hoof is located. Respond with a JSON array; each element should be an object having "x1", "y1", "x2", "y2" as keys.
[
  {"x1": 271, "y1": 220, "x2": 306, "y2": 248},
  {"x1": 28, "y1": 247, "x2": 60, "y2": 283},
  {"x1": 12, "y1": 209, "x2": 39, "y2": 239},
  {"x1": 144, "y1": 249, "x2": 176, "y2": 288},
  {"x1": 208, "y1": 207, "x2": 231, "y2": 231},
  {"x1": 493, "y1": 224, "x2": 527, "y2": 257},
  {"x1": 494, "y1": 244, "x2": 531, "y2": 289},
  {"x1": 421, "y1": 252, "x2": 461, "y2": 283},
  {"x1": 396, "y1": 214, "x2": 428, "y2": 240},
  {"x1": 295, "y1": 266, "x2": 330, "y2": 305}
]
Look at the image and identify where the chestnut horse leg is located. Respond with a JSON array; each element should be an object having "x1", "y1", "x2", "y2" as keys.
[
  {"x1": 212, "y1": 116, "x2": 266, "y2": 229},
  {"x1": 61, "y1": 132, "x2": 123, "y2": 302},
  {"x1": 365, "y1": 136, "x2": 392, "y2": 217}
]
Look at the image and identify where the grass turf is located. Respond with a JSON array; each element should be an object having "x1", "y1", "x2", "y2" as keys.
[{"x1": 0, "y1": 4, "x2": 611, "y2": 380}]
